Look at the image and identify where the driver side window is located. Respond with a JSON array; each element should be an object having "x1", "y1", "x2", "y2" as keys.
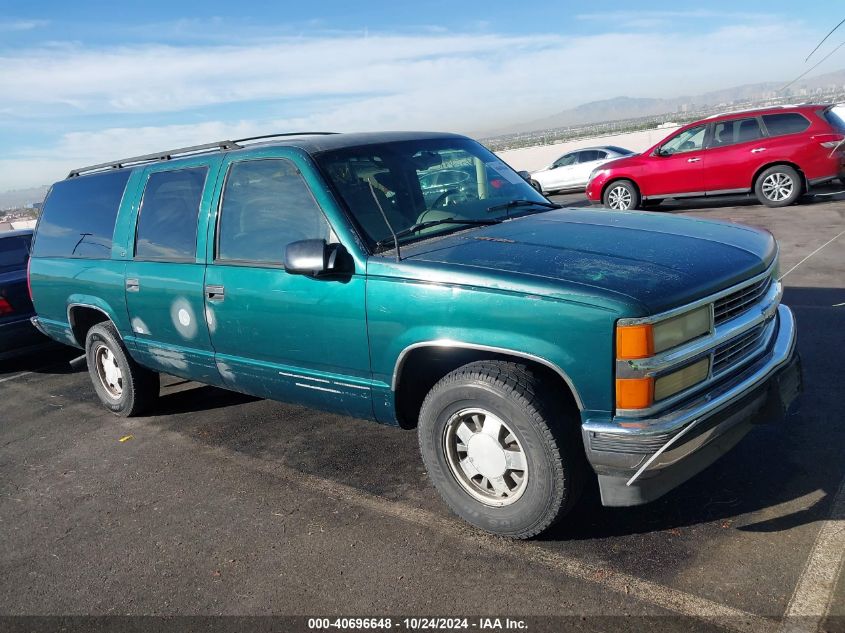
[
  {"x1": 216, "y1": 158, "x2": 330, "y2": 265},
  {"x1": 660, "y1": 125, "x2": 707, "y2": 155}
]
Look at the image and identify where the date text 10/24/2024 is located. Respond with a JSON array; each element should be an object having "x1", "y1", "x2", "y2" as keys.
[{"x1": 307, "y1": 618, "x2": 528, "y2": 630}]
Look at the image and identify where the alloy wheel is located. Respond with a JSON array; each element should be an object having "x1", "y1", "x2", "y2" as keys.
[
  {"x1": 442, "y1": 408, "x2": 528, "y2": 507},
  {"x1": 761, "y1": 172, "x2": 794, "y2": 202},
  {"x1": 607, "y1": 185, "x2": 633, "y2": 210}
]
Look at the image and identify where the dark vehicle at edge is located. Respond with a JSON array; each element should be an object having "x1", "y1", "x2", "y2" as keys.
[{"x1": 0, "y1": 229, "x2": 49, "y2": 360}]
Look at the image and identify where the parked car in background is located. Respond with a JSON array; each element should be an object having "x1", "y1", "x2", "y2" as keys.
[
  {"x1": 29, "y1": 131, "x2": 800, "y2": 539},
  {"x1": 586, "y1": 104, "x2": 845, "y2": 210},
  {"x1": 0, "y1": 229, "x2": 48, "y2": 360},
  {"x1": 531, "y1": 146, "x2": 634, "y2": 194}
]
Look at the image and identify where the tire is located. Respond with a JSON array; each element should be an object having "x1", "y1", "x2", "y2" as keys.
[
  {"x1": 754, "y1": 165, "x2": 802, "y2": 208},
  {"x1": 417, "y1": 360, "x2": 583, "y2": 539},
  {"x1": 602, "y1": 179, "x2": 640, "y2": 210},
  {"x1": 85, "y1": 322, "x2": 159, "y2": 417}
]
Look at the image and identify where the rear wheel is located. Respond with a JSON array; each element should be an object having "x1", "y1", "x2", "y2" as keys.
[
  {"x1": 754, "y1": 165, "x2": 802, "y2": 208},
  {"x1": 85, "y1": 322, "x2": 159, "y2": 417},
  {"x1": 603, "y1": 180, "x2": 640, "y2": 210},
  {"x1": 417, "y1": 360, "x2": 583, "y2": 539}
]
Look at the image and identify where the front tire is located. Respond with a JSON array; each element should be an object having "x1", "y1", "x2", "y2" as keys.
[
  {"x1": 754, "y1": 165, "x2": 802, "y2": 208},
  {"x1": 603, "y1": 179, "x2": 640, "y2": 210},
  {"x1": 85, "y1": 322, "x2": 159, "y2": 417},
  {"x1": 418, "y1": 361, "x2": 583, "y2": 539}
]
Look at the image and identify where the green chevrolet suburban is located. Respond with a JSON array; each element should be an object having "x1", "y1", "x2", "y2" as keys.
[{"x1": 29, "y1": 132, "x2": 802, "y2": 538}]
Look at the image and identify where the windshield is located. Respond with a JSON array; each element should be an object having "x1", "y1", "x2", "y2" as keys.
[{"x1": 315, "y1": 137, "x2": 550, "y2": 250}]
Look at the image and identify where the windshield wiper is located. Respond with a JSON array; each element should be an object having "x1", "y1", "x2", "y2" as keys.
[
  {"x1": 375, "y1": 218, "x2": 502, "y2": 248},
  {"x1": 486, "y1": 199, "x2": 562, "y2": 213}
]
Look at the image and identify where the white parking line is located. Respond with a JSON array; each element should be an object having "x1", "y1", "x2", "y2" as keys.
[
  {"x1": 227, "y1": 448, "x2": 775, "y2": 633},
  {"x1": 0, "y1": 370, "x2": 37, "y2": 384},
  {"x1": 777, "y1": 477, "x2": 845, "y2": 633},
  {"x1": 0, "y1": 355, "x2": 85, "y2": 385}
]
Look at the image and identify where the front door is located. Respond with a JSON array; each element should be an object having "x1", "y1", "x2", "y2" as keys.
[
  {"x1": 640, "y1": 124, "x2": 708, "y2": 197},
  {"x1": 123, "y1": 158, "x2": 224, "y2": 385},
  {"x1": 203, "y1": 150, "x2": 373, "y2": 419}
]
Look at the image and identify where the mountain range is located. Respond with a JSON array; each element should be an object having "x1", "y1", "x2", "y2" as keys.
[{"x1": 486, "y1": 68, "x2": 845, "y2": 135}]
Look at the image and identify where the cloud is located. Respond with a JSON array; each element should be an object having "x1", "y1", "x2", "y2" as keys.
[
  {"x1": 0, "y1": 18, "x2": 822, "y2": 189},
  {"x1": 0, "y1": 19, "x2": 49, "y2": 32}
]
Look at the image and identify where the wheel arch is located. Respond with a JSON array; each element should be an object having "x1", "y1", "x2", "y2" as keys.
[
  {"x1": 392, "y1": 341, "x2": 583, "y2": 430},
  {"x1": 67, "y1": 303, "x2": 119, "y2": 348},
  {"x1": 751, "y1": 161, "x2": 807, "y2": 192}
]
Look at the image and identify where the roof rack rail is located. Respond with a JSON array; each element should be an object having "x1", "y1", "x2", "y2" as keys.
[
  {"x1": 232, "y1": 132, "x2": 338, "y2": 144},
  {"x1": 66, "y1": 132, "x2": 340, "y2": 178},
  {"x1": 67, "y1": 140, "x2": 239, "y2": 178}
]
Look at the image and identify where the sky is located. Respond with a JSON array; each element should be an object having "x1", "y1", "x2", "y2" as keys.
[{"x1": 0, "y1": 0, "x2": 841, "y2": 192}]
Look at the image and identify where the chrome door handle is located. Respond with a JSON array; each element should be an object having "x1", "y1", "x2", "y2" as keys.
[
  {"x1": 126, "y1": 278, "x2": 139, "y2": 292},
  {"x1": 687, "y1": 157, "x2": 701, "y2": 163},
  {"x1": 751, "y1": 147, "x2": 767, "y2": 153},
  {"x1": 206, "y1": 285, "x2": 225, "y2": 302}
]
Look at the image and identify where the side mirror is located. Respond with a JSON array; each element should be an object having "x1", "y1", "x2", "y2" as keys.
[
  {"x1": 653, "y1": 147, "x2": 666, "y2": 157},
  {"x1": 284, "y1": 239, "x2": 349, "y2": 276},
  {"x1": 517, "y1": 170, "x2": 533, "y2": 181}
]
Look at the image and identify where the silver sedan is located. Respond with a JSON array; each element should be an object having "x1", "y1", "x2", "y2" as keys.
[{"x1": 530, "y1": 146, "x2": 634, "y2": 195}]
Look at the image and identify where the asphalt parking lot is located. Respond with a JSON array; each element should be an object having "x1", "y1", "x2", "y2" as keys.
[{"x1": 1, "y1": 191, "x2": 843, "y2": 632}]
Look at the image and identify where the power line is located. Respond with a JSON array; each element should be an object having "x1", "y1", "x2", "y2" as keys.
[
  {"x1": 781, "y1": 39, "x2": 845, "y2": 93},
  {"x1": 806, "y1": 17, "x2": 845, "y2": 61}
]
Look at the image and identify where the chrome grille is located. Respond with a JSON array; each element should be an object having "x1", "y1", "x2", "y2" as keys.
[
  {"x1": 714, "y1": 276, "x2": 772, "y2": 325},
  {"x1": 712, "y1": 323, "x2": 768, "y2": 376}
]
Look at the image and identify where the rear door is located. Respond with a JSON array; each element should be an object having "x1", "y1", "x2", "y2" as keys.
[
  {"x1": 123, "y1": 157, "x2": 224, "y2": 385},
  {"x1": 701, "y1": 117, "x2": 767, "y2": 192},
  {"x1": 202, "y1": 148, "x2": 372, "y2": 418}
]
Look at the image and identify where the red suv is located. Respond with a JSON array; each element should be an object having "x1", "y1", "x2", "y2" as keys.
[{"x1": 585, "y1": 104, "x2": 845, "y2": 210}]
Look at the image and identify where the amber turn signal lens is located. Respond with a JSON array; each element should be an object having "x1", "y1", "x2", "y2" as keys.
[
  {"x1": 616, "y1": 324, "x2": 654, "y2": 360},
  {"x1": 616, "y1": 377, "x2": 654, "y2": 409}
]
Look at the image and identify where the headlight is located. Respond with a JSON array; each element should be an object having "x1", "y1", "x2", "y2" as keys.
[
  {"x1": 651, "y1": 305, "x2": 711, "y2": 353},
  {"x1": 653, "y1": 357, "x2": 710, "y2": 401},
  {"x1": 616, "y1": 305, "x2": 711, "y2": 359}
]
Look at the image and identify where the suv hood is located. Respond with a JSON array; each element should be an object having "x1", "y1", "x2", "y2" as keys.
[{"x1": 398, "y1": 209, "x2": 776, "y2": 314}]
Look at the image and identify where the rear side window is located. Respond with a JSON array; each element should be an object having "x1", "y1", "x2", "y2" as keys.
[
  {"x1": 135, "y1": 167, "x2": 208, "y2": 261},
  {"x1": 0, "y1": 235, "x2": 30, "y2": 274},
  {"x1": 216, "y1": 159, "x2": 329, "y2": 265},
  {"x1": 712, "y1": 117, "x2": 764, "y2": 146},
  {"x1": 578, "y1": 150, "x2": 601, "y2": 162},
  {"x1": 32, "y1": 170, "x2": 130, "y2": 258},
  {"x1": 762, "y1": 113, "x2": 810, "y2": 136}
]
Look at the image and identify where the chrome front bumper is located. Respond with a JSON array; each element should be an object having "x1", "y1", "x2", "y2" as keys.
[{"x1": 583, "y1": 304, "x2": 800, "y2": 506}]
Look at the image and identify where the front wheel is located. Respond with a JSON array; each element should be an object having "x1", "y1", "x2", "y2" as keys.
[
  {"x1": 418, "y1": 361, "x2": 583, "y2": 539},
  {"x1": 754, "y1": 165, "x2": 802, "y2": 208},
  {"x1": 603, "y1": 180, "x2": 640, "y2": 210}
]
